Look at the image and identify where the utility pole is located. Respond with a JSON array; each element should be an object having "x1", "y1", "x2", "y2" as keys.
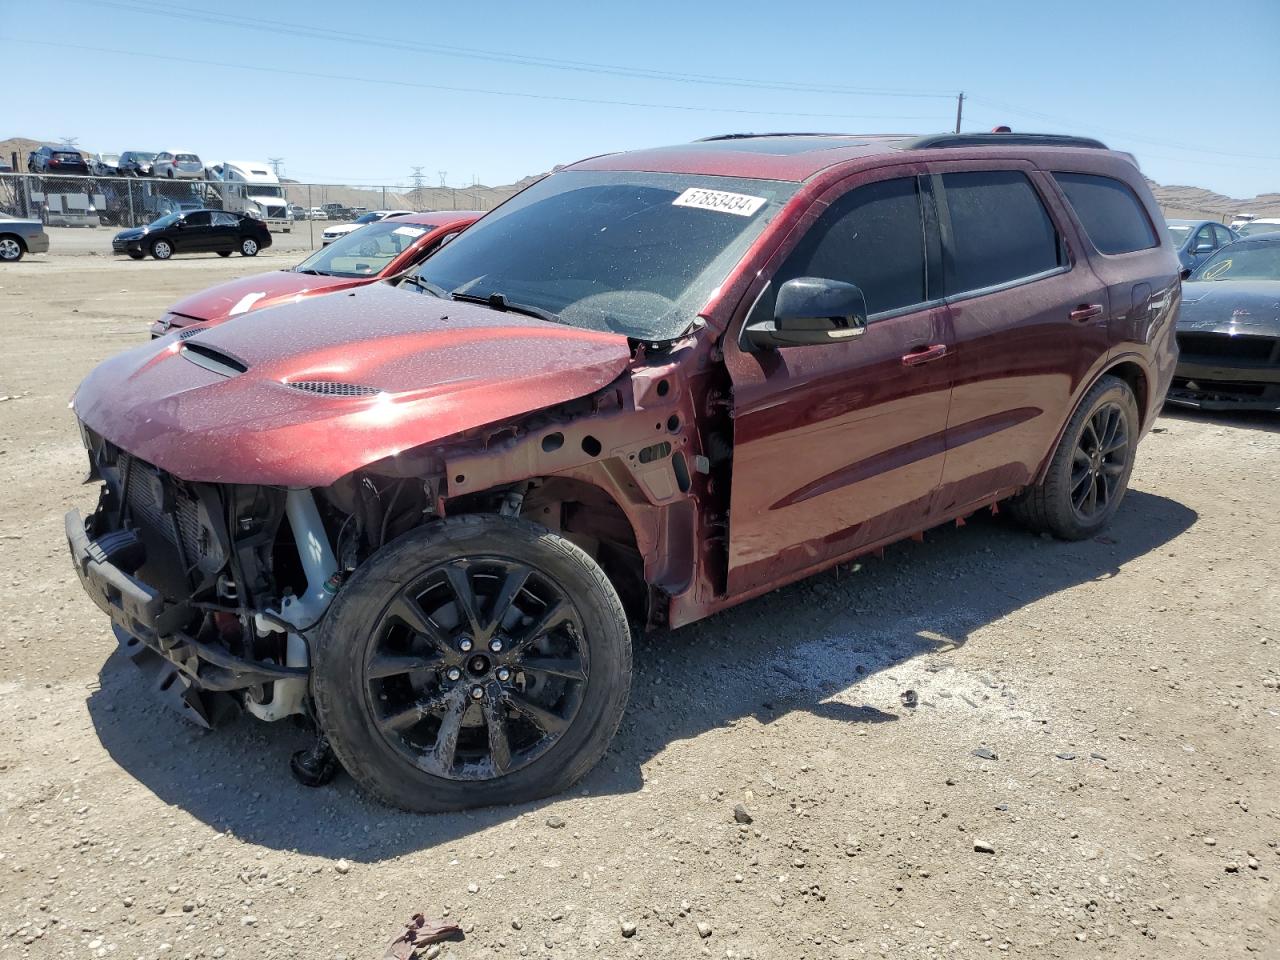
[
  {"x1": 438, "y1": 171, "x2": 447, "y2": 187},
  {"x1": 268, "y1": 157, "x2": 285, "y2": 176},
  {"x1": 954, "y1": 92, "x2": 964, "y2": 134},
  {"x1": 60, "y1": 136, "x2": 79, "y2": 148}
]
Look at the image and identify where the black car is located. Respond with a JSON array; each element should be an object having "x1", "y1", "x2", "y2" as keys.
[
  {"x1": 111, "y1": 210, "x2": 272, "y2": 261},
  {"x1": 1169, "y1": 233, "x2": 1280, "y2": 412},
  {"x1": 27, "y1": 146, "x2": 90, "y2": 175},
  {"x1": 118, "y1": 151, "x2": 158, "y2": 177}
]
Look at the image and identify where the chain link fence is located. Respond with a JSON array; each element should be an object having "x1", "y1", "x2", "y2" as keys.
[{"x1": 0, "y1": 170, "x2": 522, "y2": 246}]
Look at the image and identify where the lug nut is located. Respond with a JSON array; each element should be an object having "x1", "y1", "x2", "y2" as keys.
[
  {"x1": 458, "y1": 638, "x2": 473, "y2": 652},
  {"x1": 470, "y1": 685, "x2": 484, "y2": 701},
  {"x1": 446, "y1": 667, "x2": 462, "y2": 682},
  {"x1": 489, "y1": 638, "x2": 503, "y2": 653},
  {"x1": 496, "y1": 667, "x2": 511, "y2": 682}
]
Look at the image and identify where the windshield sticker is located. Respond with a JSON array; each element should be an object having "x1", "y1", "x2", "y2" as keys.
[
  {"x1": 672, "y1": 187, "x2": 767, "y2": 217},
  {"x1": 392, "y1": 226, "x2": 426, "y2": 237}
]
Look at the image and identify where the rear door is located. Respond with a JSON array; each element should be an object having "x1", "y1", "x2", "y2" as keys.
[
  {"x1": 210, "y1": 211, "x2": 240, "y2": 251},
  {"x1": 926, "y1": 162, "x2": 1110, "y2": 515}
]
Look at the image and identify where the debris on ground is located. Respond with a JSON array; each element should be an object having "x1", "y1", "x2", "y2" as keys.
[
  {"x1": 383, "y1": 914, "x2": 463, "y2": 960},
  {"x1": 900, "y1": 689, "x2": 918, "y2": 708},
  {"x1": 973, "y1": 840, "x2": 996, "y2": 854},
  {"x1": 972, "y1": 746, "x2": 998, "y2": 760},
  {"x1": 732, "y1": 803, "x2": 753, "y2": 824}
]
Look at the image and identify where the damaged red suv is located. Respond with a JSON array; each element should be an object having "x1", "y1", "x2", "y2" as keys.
[{"x1": 67, "y1": 133, "x2": 1179, "y2": 811}]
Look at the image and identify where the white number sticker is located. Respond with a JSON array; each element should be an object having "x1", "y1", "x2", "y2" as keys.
[
  {"x1": 392, "y1": 225, "x2": 426, "y2": 237},
  {"x1": 672, "y1": 187, "x2": 767, "y2": 217}
]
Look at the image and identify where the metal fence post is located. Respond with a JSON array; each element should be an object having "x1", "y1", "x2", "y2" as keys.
[
  {"x1": 307, "y1": 184, "x2": 314, "y2": 250},
  {"x1": 128, "y1": 178, "x2": 135, "y2": 227}
]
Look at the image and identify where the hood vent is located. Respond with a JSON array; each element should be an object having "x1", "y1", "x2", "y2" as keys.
[
  {"x1": 180, "y1": 342, "x2": 248, "y2": 377},
  {"x1": 287, "y1": 380, "x2": 381, "y2": 397},
  {"x1": 178, "y1": 326, "x2": 206, "y2": 340}
]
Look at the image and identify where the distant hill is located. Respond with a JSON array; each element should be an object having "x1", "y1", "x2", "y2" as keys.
[{"x1": 5, "y1": 133, "x2": 1277, "y2": 219}]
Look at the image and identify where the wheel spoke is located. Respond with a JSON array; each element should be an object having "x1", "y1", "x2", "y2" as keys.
[
  {"x1": 1072, "y1": 447, "x2": 1092, "y2": 468},
  {"x1": 519, "y1": 656, "x2": 586, "y2": 682},
  {"x1": 367, "y1": 650, "x2": 443, "y2": 680},
  {"x1": 389, "y1": 594, "x2": 450, "y2": 648},
  {"x1": 1101, "y1": 461, "x2": 1126, "y2": 476},
  {"x1": 511, "y1": 598, "x2": 572, "y2": 654},
  {"x1": 1070, "y1": 467, "x2": 1092, "y2": 494},
  {"x1": 482, "y1": 690, "x2": 513, "y2": 774},
  {"x1": 484, "y1": 565, "x2": 531, "y2": 638},
  {"x1": 428, "y1": 686, "x2": 471, "y2": 774},
  {"x1": 1084, "y1": 476, "x2": 1098, "y2": 515},
  {"x1": 377, "y1": 691, "x2": 447, "y2": 733},
  {"x1": 506, "y1": 690, "x2": 570, "y2": 736},
  {"x1": 444, "y1": 564, "x2": 483, "y2": 637}
]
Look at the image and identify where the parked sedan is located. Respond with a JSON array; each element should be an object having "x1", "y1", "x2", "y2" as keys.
[
  {"x1": 112, "y1": 210, "x2": 272, "y2": 261},
  {"x1": 90, "y1": 153, "x2": 121, "y2": 176},
  {"x1": 1168, "y1": 233, "x2": 1280, "y2": 411},
  {"x1": 1237, "y1": 218, "x2": 1280, "y2": 237},
  {"x1": 0, "y1": 213, "x2": 50, "y2": 262},
  {"x1": 321, "y1": 209, "x2": 412, "y2": 245},
  {"x1": 151, "y1": 211, "x2": 479, "y2": 335},
  {"x1": 27, "y1": 146, "x2": 89, "y2": 175},
  {"x1": 118, "y1": 151, "x2": 158, "y2": 176},
  {"x1": 153, "y1": 151, "x2": 204, "y2": 179},
  {"x1": 1165, "y1": 219, "x2": 1238, "y2": 271}
]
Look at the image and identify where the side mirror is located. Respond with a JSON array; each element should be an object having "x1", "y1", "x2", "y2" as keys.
[
  {"x1": 1192, "y1": 241, "x2": 1214, "y2": 254},
  {"x1": 1180, "y1": 267, "x2": 1193, "y2": 281},
  {"x1": 743, "y1": 277, "x2": 869, "y2": 350}
]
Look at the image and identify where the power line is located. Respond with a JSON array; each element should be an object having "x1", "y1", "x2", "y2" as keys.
[
  {"x1": 2, "y1": 37, "x2": 949, "y2": 124},
  {"x1": 68, "y1": 0, "x2": 960, "y2": 101}
]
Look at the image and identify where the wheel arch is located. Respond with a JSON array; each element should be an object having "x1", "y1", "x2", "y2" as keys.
[{"x1": 0, "y1": 232, "x2": 28, "y2": 254}]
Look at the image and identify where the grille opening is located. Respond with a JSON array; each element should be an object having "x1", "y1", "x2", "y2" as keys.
[
  {"x1": 287, "y1": 380, "x2": 381, "y2": 397},
  {"x1": 1176, "y1": 333, "x2": 1277, "y2": 364}
]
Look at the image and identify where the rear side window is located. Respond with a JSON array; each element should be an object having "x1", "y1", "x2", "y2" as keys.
[
  {"x1": 1053, "y1": 172, "x2": 1157, "y2": 255},
  {"x1": 941, "y1": 171, "x2": 1062, "y2": 294},
  {"x1": 774, "y1": 176, "x2": 927, "y2": 316}
]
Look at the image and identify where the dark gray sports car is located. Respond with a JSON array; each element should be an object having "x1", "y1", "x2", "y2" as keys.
[{"x1": 1169, "y1": 233, "x2": 1280, "y2": 412}]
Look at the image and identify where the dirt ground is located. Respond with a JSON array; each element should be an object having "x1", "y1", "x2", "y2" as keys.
[{"x1": 0, "y1": 252, "x2": 1276, "y2": 960}]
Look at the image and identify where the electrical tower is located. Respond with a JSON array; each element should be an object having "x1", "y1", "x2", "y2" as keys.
[
  {"x1": 410, "y1": 167, "x2": 425, "y2": 209},
  {"x1": 268, "y1": 158, "x2": 285, "y2": 176}
]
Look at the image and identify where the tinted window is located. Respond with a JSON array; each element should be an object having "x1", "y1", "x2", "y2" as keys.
[
  {"x1": 1194, "y1": 225, "x2": 1215, "y2": 251},
  {"x1": 211, "y1": 211, "x2": 239, "y2": 227},
  {"x1": 773, "y1": 177, "x2": 927, "y2": 316},
  {"x1": 941, "y1": 171, "x2": 1062, "y2": 294},
  {"x1": 1053, "y1": 172, "x2": 1157, "y2": 255},
  {"x1": 184, "y1": 212, "x2": 211, "y2": 226},
  {"x1": 1212, "y1": 224, "x2": 1234, "y2": 246}
]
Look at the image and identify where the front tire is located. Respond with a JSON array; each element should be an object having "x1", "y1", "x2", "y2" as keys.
[
  {"x1": 0, "y1": 235, "x2": 24, "y2": 262},
  {"x1": 1009, "y1": 375, "x2": 1139, "y2": 540},
  {"x1": 151, "y1": 239, "x2": 173, "y2": 260},
  {"x1": 312, "y1": 514, "x2": 632, "y2": 812},
  {"x1": 239, "y1": 237, "x2": 259, "y2": 256}
]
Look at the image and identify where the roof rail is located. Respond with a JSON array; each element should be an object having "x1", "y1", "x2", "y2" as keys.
[
  {"x1": 694, "y1": 132, "x2": 851, "y2": 142},
  {"x1": 903, "y1": 133, "x2": 1109, "y2": 150}
]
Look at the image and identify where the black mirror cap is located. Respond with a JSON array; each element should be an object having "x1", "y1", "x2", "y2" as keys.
[
  {"x1": 1180, "y1": 266, "x2": 1193, "y2": 281},
  {"x1": 743, "y1": 277, "x2": 869, "y2": 350}
]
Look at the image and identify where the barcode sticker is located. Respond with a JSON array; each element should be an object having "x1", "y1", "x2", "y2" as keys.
[
  {"x1": 393, "y1": 226, "x2": 426, "y2": 237},
  {"x1": 672, "y1": 187, "x2": 767, "y2": 217}
]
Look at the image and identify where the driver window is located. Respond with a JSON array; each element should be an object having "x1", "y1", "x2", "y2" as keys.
[
  {"x1": 759, "y1": 177, "x2": 927, "y2": 322},
  {"x1": 184, "y1": 211, "x2": 212, "y2": 227},
  {"x1": 1194, "y1": 225, "x2": 1216, "y2": 251}
]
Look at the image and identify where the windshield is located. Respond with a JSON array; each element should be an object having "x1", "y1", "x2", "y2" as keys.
[
  {"x1": 406, "y1": 170, "x2": 798, "y2": 339},
  {"x1": 1165, "y1": 224, "x2": 1192, "y2": 246},
  {"x1": 132, "y1": 152, "x2": 157, "y2": 161},
  {"x1": 250, "y1": 185, "x2": 284, "y2": 199},
  {"x1": 1236, "y1": 221, "x2": 1280, "y2": 237},
  {"x1": 147, "y1": 213, "x2": 180, "y2": 230},
  {"x1": 1190, "y1": 240, "x2": 1280, "y2": 281},
  {"x1": 295, "y1": 219, "x2": 438, "y2": 277},
  {"x1": 353, "y1": 212, "x2": 384, "y2": 225}
]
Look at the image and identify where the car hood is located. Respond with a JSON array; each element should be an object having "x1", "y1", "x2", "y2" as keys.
[
  {"x1": 1, "y1": 218, "x2": 41, "y2": 228},
  {"x1": 324, "y1": 224, "x2": 360, "y2": 233},
  {"x1": 1178, "y1": 281, "x2": 1280, "y2": 335},
  {"x1": 166, "y1": 271, "x2": 358, "y2": 323},
  {"x1": 74, "y1": 282, "x2": 632, "y2": 486}
]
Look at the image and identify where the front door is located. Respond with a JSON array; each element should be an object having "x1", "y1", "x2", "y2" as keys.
[
  {"x1": 176, "y1": 211, "x2": 216, "y2": 252},
  {"x1": 926, "y1": 164, "x2": 1110, "y2": 515},
  {"x1": 724, "y1": 172, "x2": 954, "y2": 595}
]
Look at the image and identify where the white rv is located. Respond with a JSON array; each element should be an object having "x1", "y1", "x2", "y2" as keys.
[{"x1": 206, "y1": 161, "x2": 292, "y2": 231}]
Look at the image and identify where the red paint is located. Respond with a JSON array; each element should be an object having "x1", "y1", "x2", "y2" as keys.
[
  {"x1": 75, "y1": 136, "x2": 1179, "y2": 631},
  {"x1": 150, "y1": 212, "x2": 480, "y2": 335}
]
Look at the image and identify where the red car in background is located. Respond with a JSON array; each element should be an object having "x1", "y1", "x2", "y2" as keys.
[{"x1": 150, "y1": 211, "x2": 481, "y2": 336}]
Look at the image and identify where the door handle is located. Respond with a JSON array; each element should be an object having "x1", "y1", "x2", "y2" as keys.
[
  {"x1": 1070, "y1": 303, "x2": 1105, "y2": 323},
  {"x1": 902, "y1": 343, "x2": 948, "y2": 366}
]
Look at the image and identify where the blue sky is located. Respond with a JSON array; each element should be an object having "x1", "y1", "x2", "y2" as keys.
[{"x1": 4, "y1": 0, "x2": 1278, "y2": 197}]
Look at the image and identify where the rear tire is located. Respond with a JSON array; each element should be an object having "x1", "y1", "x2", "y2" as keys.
[
  {"x1": 0, "y1": 235, "x2": 24, "y2": 262},
  {"x1": 1008, "y1": 375, "x2": 1139, "y2": 540},
  {"x1": 217, "y1": 250, "x2": 232, "y2": 258},
  {"x1": 239, "y1": 237, "x2": 258, "y2": 256},
  {"x1": 312, "y1": 514, "x2": 632, "y2": 812}
]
